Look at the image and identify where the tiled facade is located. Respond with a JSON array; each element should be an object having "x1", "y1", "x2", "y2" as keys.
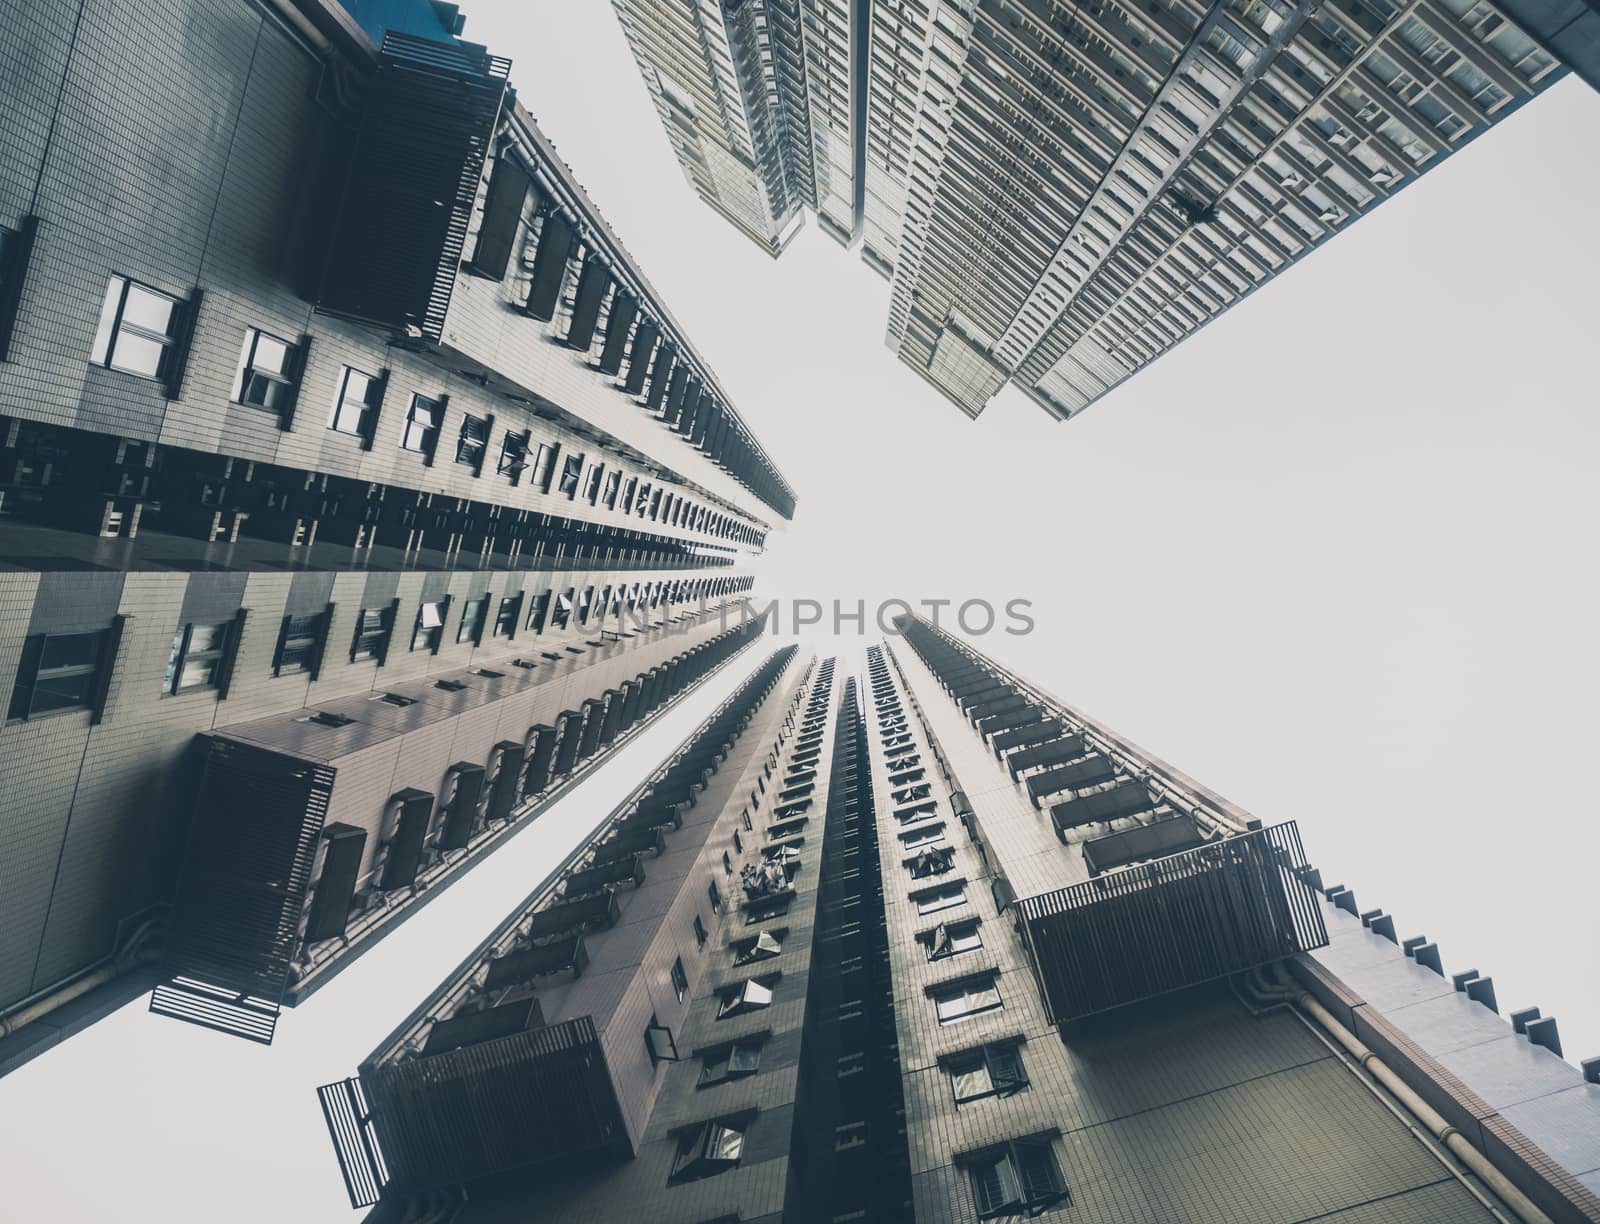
[
  {"x1": 0, "y1": 0, "x2": 797, "y2": 1065},
  {"x1": 318, "y1": 627, "x2": 1600, "y2": 1222},
  {"x1": 618, "y1": 0, "x2": 1592, "y2": 420},
  {"x1": 887, "y1": 614, "x2": 1600, "y2": 1223},
  {"x1": 322, "y1": 644, "x2": 817, "y2": 1217}
]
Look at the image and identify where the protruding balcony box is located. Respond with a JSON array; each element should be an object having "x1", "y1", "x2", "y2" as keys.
[
  {"x1": 956, "y1": 679, "x2": 1013, "y2": 711},
  {"x1": 150, "y1": 739, "x2": 337, "y2": 1044},
  {"x1": 1049, "y1": 775, "x2": 1155, "y2": 835},
  {"x1": 1005, "y1": 733, "x2": 1086, "y2": 779},
  {"x1": 576, "y1": 697, "x2": 606, "y2": 758},
  {"x1": 967, "y1": 691, "x2": 1029, "y2": 725},
  {"x1": 315, "y1": 34, "x2": 511, "y2": 342},
  {"x1": 1081, "y1": 815, "x2": 1210, "y2": 876},
  {"x1": 1028, "y1": 753, "x2": 1118, "y2": 807},
  {"x1": 523, "y1": 723, "x2": 557, "y2": 793},
  {"x1": 359, "y1": 1017, "x2": 621, "y2": 1193},
  {"x1": 976, "y1": 703, "x2": 1044, "y2": 736},
  {"x1": 1015, "y1": 822, "x2": 1327, "y2": 1026},
  {"x1": 552, "y1": 710, "x2": 584, "y2": 775},
  {"x1": 523, "y1": 889, "x2": 622, "y2": 939},
  {"x1": 615, "y1": 801, "x2": 683, "y2": 835},
  {"x1": 486, "y1": 741, "x2": 525, "y2": 822},
  {"x1": 438, "y1": 761, "x2": 486, "y2": 850},
  {"x1": 562, "y1": 855, "x2": 646, "y2": 898},
  {"x1": 304, "y1": 823, "x2": 368, "y2": 942},
  {"x1": 423, "y1": 995, "x2": 545, "y2": 1057},
  {"x1": 992, "y1": 717, "x2": 1062, "y2": 756},
  {"x1": 484, "y1": 935, "x2": 589, "y2": 988},
  {"x1": 379, "y1": 788, "x2": 435, "y2": 890},
  {"x1": 593, "y1": 826, "x2": 668, "y2": 861}
]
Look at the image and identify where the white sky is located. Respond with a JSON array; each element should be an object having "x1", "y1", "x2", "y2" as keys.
[{"x1": 2, "y1": 5, "x2": 1597, "y2": 1221}]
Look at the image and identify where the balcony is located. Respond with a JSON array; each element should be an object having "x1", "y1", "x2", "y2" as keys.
[
  {"x1": 339, "y1": 1015, "x2": 622, "y2": 1197},
  {"x1": 1014, "y1": 822, "x2": 1327, "y2": 1025},
  {"x1": 316, "y1": 33, "x2": 510, "y2": 341}
]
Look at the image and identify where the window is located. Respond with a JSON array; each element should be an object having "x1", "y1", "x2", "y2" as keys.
[
  {"x1": 7, "y1": 630, "x2": 108, "y2": 721},
  {"x1": 602, "y1": 469, "x2": 621, "y2": 509},
  {"x1": 411, "y1": 601, "x2": 445, "y2": 653},
  {"x1": 494, "y1": 595, "x2": 520, "y2": 638},
  {"x1": 350, "y1": 606, "x2": 390, "y2": 662},
  {"x1": 582, "y1": 463, "x2": 603, "y2": 504},
  {"x1": 908, "y1": 847, "x2": 955, "y2": 879},
  {"x1": 272, "y1": 612, "x2": 323, "y2": 677},
  {"x1": 558, "y1": 453, "x2": 584, "y2": 497},
  {"x1": 946, "y1": 1043, "x2": 1027, "y2": 1104},
  {"x1": 91, "y1": 275, "x2": 180, "y2": 379},
  {"x1": 530, "y1": 442, "x2": 559, "y2": 492},
  {"x1": 330, "y1": 365, "x2": 383, "y2": 440},
  {"x1": 525, "y1": 591, "x2": 551, "y2": 634},
  {"x1": 717, "y1": 977, "x2": 774, "y2": 1019},
  {"x1": 745, "y1": 894, "x2": 791, "y2": 924},
  {"x1": 498, "y1": 429, "x2": 529, "y2": 481},
  {"x1": 645, "y1": 1015, "x2": 680, "y2": 1063},
  {"x1": 708, "y1": 880, "x2": 722, "y2": 915},
  {"x1": 964, "y1": 1137, "x2": 1068, "y2": 1217},
  {"x1": 699, "y1": 1040, "x2": 762, "y2": 1086},
  {"x1": 456, "y1": 413, "x2": 489, "y2": 469},
  {"x1": 550, "y1": 589, "x2": 573, "y2": 631},
  {"x1": 671, "y1": 956, "x2": 688, "y2": 1003},
  {"x1": 932, "y1": 975, "x2": 1002, "y2": 1025},
  {"x1": 401, "y1": 393, "x2": 442, "y2": 456},
  {"x1": 915, "y1": 882, "x2": 966, "y2": 915},
  {"x1": 457, "y1": 595, "x2": 488, "y2": 645},
  {"x1": 733, "y1": 930, "x2": 782, "y2": 965},
  {"x1": 901, "y1": 824, "x2": 945, "y2": 851},
  {"x1": 923, "y1": 919, "x2": 983, "y2": 962},
  {"x1": 233, "y1": 329, "x2": 297, "y2": 412},
  {"x1": 164, "y1": 621, "x2": 231, "y2": 694},
  {"x1": 670, "y1": 1119, "x2": 745, "y2": 1184},
  {"x1": 693, "y1": 914, "x2": 708, "y2": 948}
]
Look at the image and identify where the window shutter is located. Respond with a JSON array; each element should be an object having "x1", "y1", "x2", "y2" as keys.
[
  {"x1": 0, "y1": 215, "x2": 40, "y2": 363},
  {"x1": 277, "y1": 334, "x2": 313, "y2": 432},
  {"x1": 1016, "y1": 1141, "x2": 1062, "y2": 1204},
  {"x1": 213, "y1": 607, "x2": 249, "y2": 700},
  {"x1": 162, "y1": 287, "x2": 203, "y2": 400},
  {"x1": 988, "y1": 1045, "x2": 1025, "y2": 1094},
  {"x1": 360, "y1": 369, "x2": 389, "y2": 450}
]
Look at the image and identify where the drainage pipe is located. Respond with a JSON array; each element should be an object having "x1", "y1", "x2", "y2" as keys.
[{"x1": 1239, "y1": 965, "x2": 1552, "y2": 1224}]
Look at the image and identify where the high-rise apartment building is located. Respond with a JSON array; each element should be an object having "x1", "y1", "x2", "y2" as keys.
[
  {"x1": 0, "y1": 0, "x2": 795, "y2": 1067},
  {"x1": 320, "y1": 622, "x2": 1600, "y2": 1224},
  {"x1": 619, "y1": 0, "x2": 1595, "y2": 418},
  {"x1": 612, "y1": 0, "x2": 869, "y2": 254}
]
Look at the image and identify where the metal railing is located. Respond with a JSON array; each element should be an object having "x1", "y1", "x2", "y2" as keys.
[{"x1": 1014, "y1": 822, "x2": 1327, "y2": 1025}]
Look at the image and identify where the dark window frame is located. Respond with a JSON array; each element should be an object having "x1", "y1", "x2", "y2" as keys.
[
  {"x1": 6, "y1": 629, "x2": 110, "y2": 721},
  {"x1": 401, "y1": 392, "x2": 443, "y2": 459}
]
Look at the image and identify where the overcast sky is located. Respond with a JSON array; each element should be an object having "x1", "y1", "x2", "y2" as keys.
[{"x1": 2, "y1": 5, "x2": 1597, "y2": 1221}]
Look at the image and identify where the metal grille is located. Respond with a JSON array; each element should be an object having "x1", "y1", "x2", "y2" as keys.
[
  {"x1": 150, "y1": 740, "x2": 335, "y2": 1042},
  {"x1": 317, "y1": 33, "x2": 510, "y2": 340},
  {"x1": 360, "y1": 1016, "x2": 616, "y2": 1192},
  {"x1": 317, "y1": 1076, "x2": 389, "y2": 1208},
  {"x1": 1015, "y1": 822, "x2": 1326, "y2": 1025}
]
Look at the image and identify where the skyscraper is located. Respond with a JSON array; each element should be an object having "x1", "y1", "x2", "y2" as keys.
[
  {"x1": 0, "y1": 0, "x2": 795, "y2": 1066},
  {"x1": 618, "y1": 0, "x2": 1592, "y2": 419},
  {"x1": 611, "y1": 0, "x2": 869, "y2": 254},
  {"x1": 321, "y1": 624, "x2": 1600, "y2": 1223}
]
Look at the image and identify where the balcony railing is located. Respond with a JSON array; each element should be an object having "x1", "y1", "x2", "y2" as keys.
[
  {"x1": 149, "y1": 740, "x2": 336, "y2": 1043},
  {"x1": 1014, "y1": 822, "x2": 1327, "y2": 1025},
  {"x1": 322, "y1": 1016, "x2": 618, "y2": 1199}
]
